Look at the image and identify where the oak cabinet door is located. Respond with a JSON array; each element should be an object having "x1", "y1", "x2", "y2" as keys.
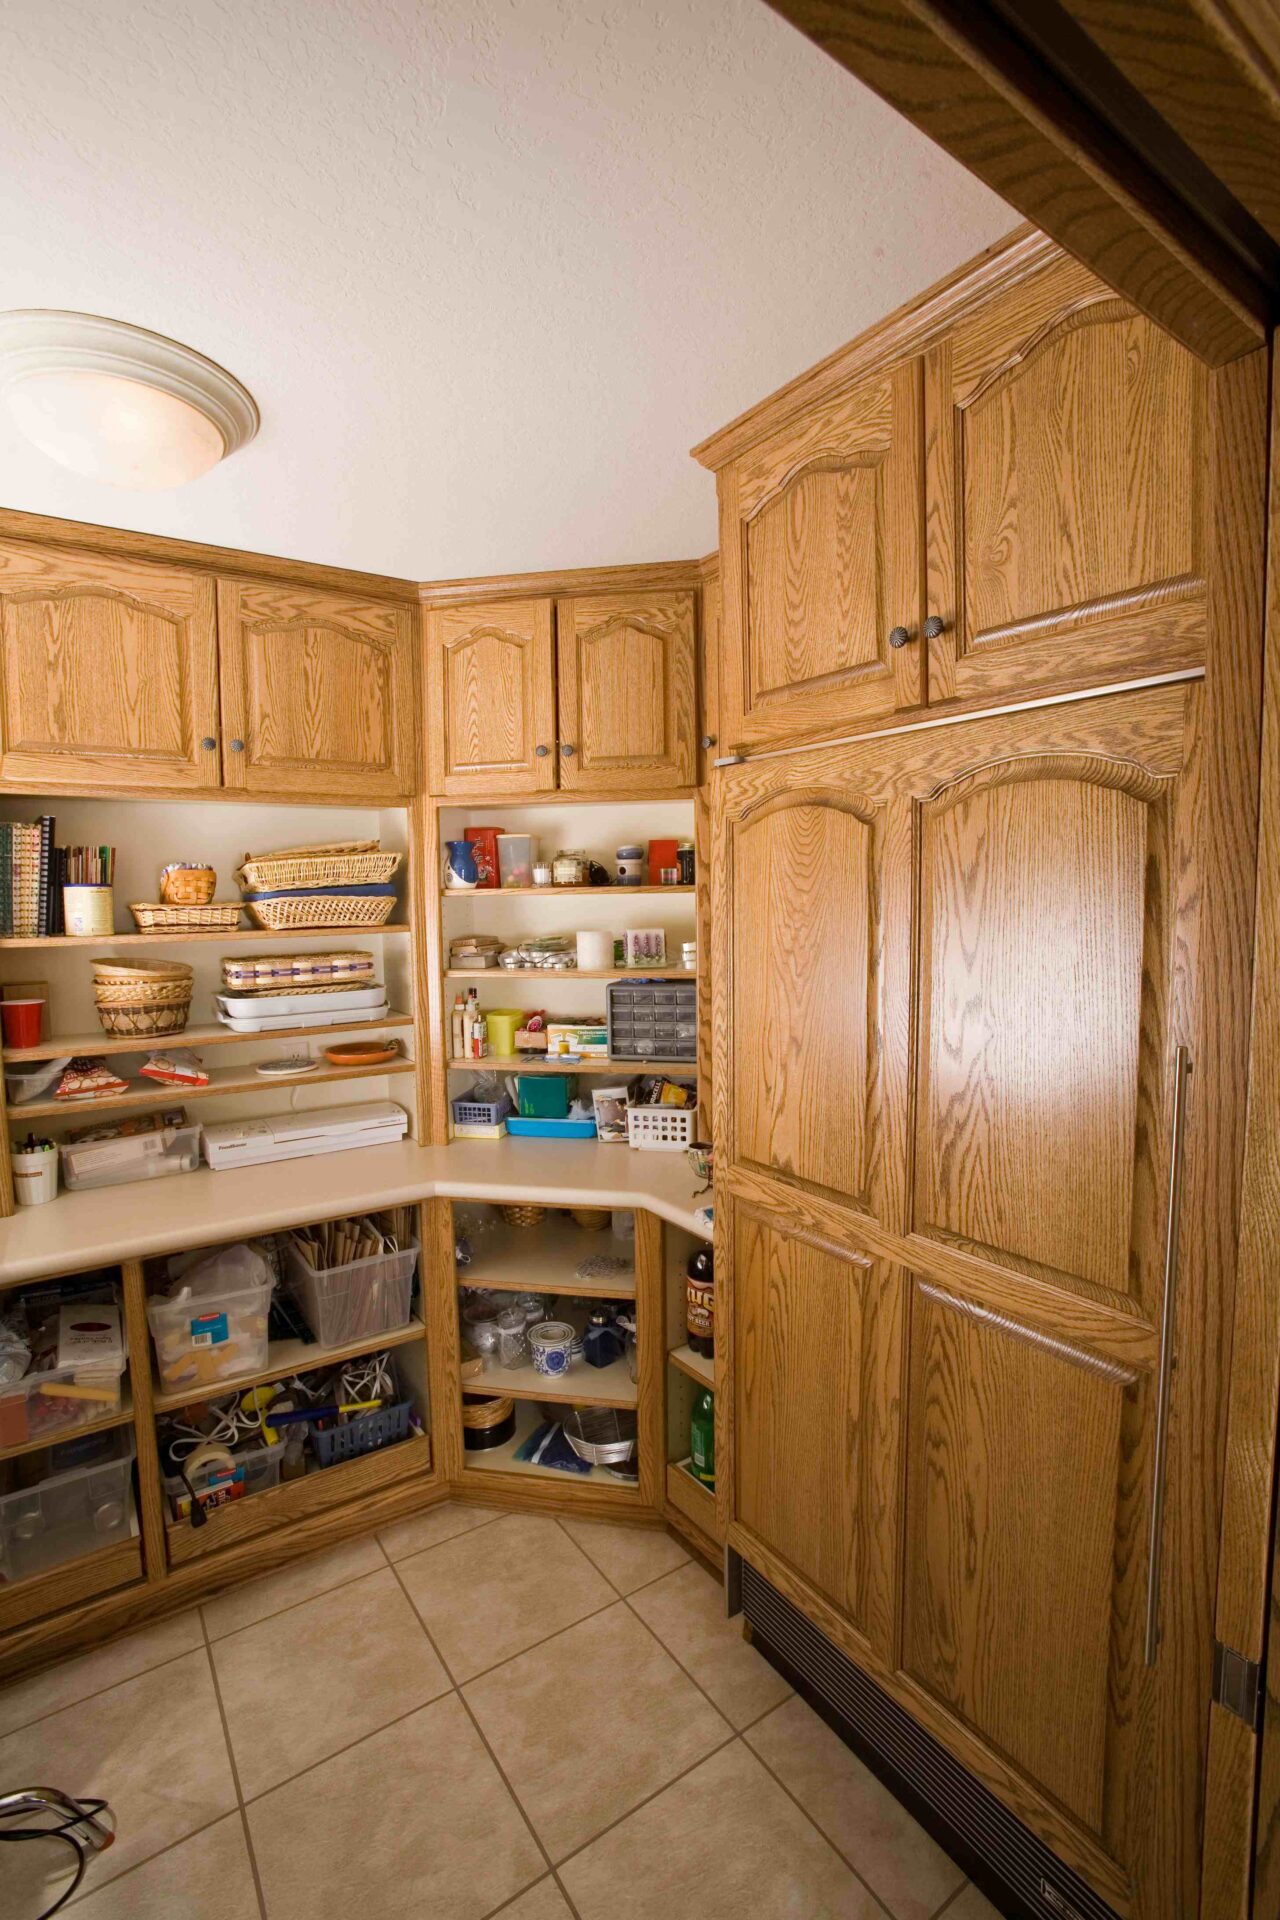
[
  {"x1": 555, "y1": 589, "x2": 696, "y2": 792},
  {"x1": 216, "y1": 580, "x2": 415, "y2": 800},
  {"x1": 926, "y1": 254, "x2": 1210, "y2": 705},
  {"x1": 0, "y1": 539, "x2": 220, "y2": 790},
  {"x1": 717, "y1": 359, "x2": 924, "y2": 754},
  {"x1": 425, "y1": 597, "x2": 556, "y2": 797}
]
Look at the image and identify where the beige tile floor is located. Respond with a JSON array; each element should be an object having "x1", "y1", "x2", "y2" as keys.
[{"x1": 2, "y1": 1504, "x2": 1005, "y2": 1920}]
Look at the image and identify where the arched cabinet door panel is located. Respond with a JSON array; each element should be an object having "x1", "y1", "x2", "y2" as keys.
[
  {"x1": 0, "y1": 539, "x2": 221, "y2": 791},
  {"x1": 926, "y1": 256, "x2": 1210, "y2": 705},
  {"x1": 218, "y1": 579, "x2": 416, "y2": 799},
  {"x1": 425, "y1": 596, "x2": 556, "y2": 796},
  {"x1": 717, "y1": 358, "x2": 924, "y2": 754},
  {"x1": 555, "y1": 589, "x2": 696, "y2": 792}
]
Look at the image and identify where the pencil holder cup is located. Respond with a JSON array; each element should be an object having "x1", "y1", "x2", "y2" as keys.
[
  {"x1": 12, "y1": 1140, "x2": 58, "y2": 1206},
  {"x1": 63, "y1": 885, "x2": 114, "y2": 937}
]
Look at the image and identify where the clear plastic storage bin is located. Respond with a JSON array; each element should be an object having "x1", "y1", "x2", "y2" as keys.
[
  {"x1": 0, "y1": 1429, "x2": 135, "y2": 1585},
  {"x1": 61, "y1": 1123, "x2": 202, "y2": 1193},
  {"x1": 0, "y1": 1360, "x2": 125, "y2": 1450},
  {"x1": 282, "y1": 1242, "x2": 418, "y2": 1348},
  {"x1": 146, "y1": 1256, "x2": 274, "y2": 1395},
  {"x1": 162, "y1": 1438, "x2": 283, "y2": 1520}
]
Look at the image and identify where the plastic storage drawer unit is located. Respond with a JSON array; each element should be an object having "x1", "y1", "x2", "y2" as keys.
[
  {"x1": 146, "y1": 1268, "x2": 273, "y2": 1395},
  {"x1": 282, "y1": 1242, "x2": 418, "y2": 1348},
  {"x1": 0, "y1": 1428, "x2": 135, "y2": 1585},
  {"x1": 607, "y1": 981, "x2": 698, "y2": 1061}
]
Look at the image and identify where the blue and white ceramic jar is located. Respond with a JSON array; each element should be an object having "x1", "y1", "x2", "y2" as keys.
[{"x1": 529, "y1": 1321, "x2": 575, "y2": 1377}]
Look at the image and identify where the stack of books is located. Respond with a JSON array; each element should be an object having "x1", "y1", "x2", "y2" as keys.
[
  {"x1": 0, "y1": 817, "x2": 59, "y2": 937},
  {"x1": 448, "y1": 933, "x2": 502, "y2": 970}
]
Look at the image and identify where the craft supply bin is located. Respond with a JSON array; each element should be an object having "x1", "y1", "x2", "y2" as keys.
[
  {"x1": 162, "y1": 1438, "x2": 283, "y2": 1519},
  {"x1": 146, "y1": 1269, "x2": 274, "y2": 1393},
  {"x1": 60, "y1": 1123, "x2": 202, "y2": 1193},
  {"x1": 0, "y1": 1360, "x2": 125, "y2": 1449},
  {"x1": 282, "y1": 1242, "x2": 418, "y2": 1348},
  {"x1": 607, "y1": 981, "x2": 698, "y2": 1061},
  {"x1": 0, "y1": 1430, "x2": 135, "y2": 1585}
]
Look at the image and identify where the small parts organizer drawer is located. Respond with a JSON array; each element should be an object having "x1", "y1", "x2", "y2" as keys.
[{"x1": 607, "y1": 982, "x2": 697, "y2": 1061}]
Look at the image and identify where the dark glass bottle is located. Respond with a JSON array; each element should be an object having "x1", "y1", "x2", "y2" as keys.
[{"x1": 685, "y1": 1244, "x2": 715, "y2": 1358}]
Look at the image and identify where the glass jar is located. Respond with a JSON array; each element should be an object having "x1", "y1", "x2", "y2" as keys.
[
  {"x1": 677, "y1": 840, "x2": 696, "y2": 885},
  {"x1": 553, "y1": 848, "x2": 588, "y2": 886}
]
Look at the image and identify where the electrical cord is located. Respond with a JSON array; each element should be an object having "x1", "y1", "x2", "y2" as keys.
[{"x1": 0, "y1": 1795, "x2": 109, "y2": 1919}]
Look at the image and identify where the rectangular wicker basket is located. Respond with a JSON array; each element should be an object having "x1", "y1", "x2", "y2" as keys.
[
  {"x1": 238, "y1": 849, "x2": 401, "y2": 892},
  {"x1": 244, "y1": 893, "x2": 398, "y2": 931},
  {"x1": 130, "y1": 901, "x2": 243, "y2": 933}
]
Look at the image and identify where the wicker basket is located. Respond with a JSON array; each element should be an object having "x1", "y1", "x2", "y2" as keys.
[
  {"x1": 94, "y1": 977, "x2": 193, "y2": 1008},
  {"x1": 130, "y1": 901, "x2": 242, "y2": 933},
  {"x1": 92, "y1": 958, "x2": 194, "y2": 982},
  {"x1": 502, "y1": 1204, "x2": 547, "y2": 1229},
  {"x1": 461, "y1": 1393, "x2": 515, "y2": 1431},
  {"x1": 221, "y1": 951, "x2": 375, "y2": 991},
  {"x1": 244, "y1": 893, "x2": 397, "y2": 931},
  {"x1": 159, "y1": 865, "x2": 217, "y2": 905},
  {"x1": 96, "y1": 1002, "x2": 191, "y2": 1037},
  {"x1": 569, "y1": 1207, "x2": 611, "y2": 1231},
  {"x1": 238, "y1": 848, "x2": 401, "y2": 893}
]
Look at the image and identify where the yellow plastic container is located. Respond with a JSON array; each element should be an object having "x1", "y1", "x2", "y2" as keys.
[{"x1": 485, "y1": 1008, "x2": 525, "y2": 1057}]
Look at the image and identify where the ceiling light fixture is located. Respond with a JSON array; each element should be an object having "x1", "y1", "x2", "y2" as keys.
[{"x1": 0, "y1": 310, "x2": 259, "y2": 490}]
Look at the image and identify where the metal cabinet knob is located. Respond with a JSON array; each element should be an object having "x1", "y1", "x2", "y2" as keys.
[
  {"x1": 561, "y1": 743, "x2": 576, "y2": 758},
  {"x1": 201, "y1": 736, "x2": 217, "y2": 751},
  {"x1": 888, "y1": 626, "x2": 912, "y2": 650},
  {"x1": 701, "y1": 735, "x2": 715, "y2": 750},
  {"x1": 923, "y1": 615, "x2": 946, "y2": 640},
  {"x1": 229, "y1": 739, "x2": 245, "y2": 753},
  {"x1": 535, "y1": 744, "x2": 549, "y2": 758}
]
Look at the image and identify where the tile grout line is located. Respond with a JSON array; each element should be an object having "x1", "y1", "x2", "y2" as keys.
[
  {"x1": 0, "y1": 1632, "x2": 204, "y2": 1739},
  {"x1": 547, "y1": 1728, "x2": 740, "y2": 1880},
  {"x1": 381, "y1": 1552, "x2": 587, "y2": 1920},
  {"x1": 931, "y1": 1883, "x2": 977, "y2": 1919},
  {"x1": 741, "y1": 1729, "x2": 900, "y2": 1920},
  {"x1": 198, "y1": 1612, "x2": 271, "y2": 1920},
  {"x1": 55, "y1": 1811, "x2": 237, "y2": 1913}
]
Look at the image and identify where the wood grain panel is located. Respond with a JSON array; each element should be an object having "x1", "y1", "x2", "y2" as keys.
[
  {"x1": 425, "y1": 596, "x2": 556, "y2": 796},
  {"x1": 734, "y1": 1207, "x2": 898, "y2": 1650},
  {"x1": 901, "y1": 1278, "x2": 1133, "y2": 1834},
  {"x1": 0, "y1": 538, "x2": 220, "y2": 791},
  {"x1": 732, "y1": 789, "x2": 879, "y2": 1210},
  {"x1": 746, "y1": 460, "x2": 882, "y2": 695},
  {"x1": 914, "y1": 756, "x2": 1170, "y2": 1311},
  {"x1": 217, "y1": 578, "x2": 416, "y2": 799},
  {"x1": 555, "y1": 589, "x2": 696, "y2": 792}
]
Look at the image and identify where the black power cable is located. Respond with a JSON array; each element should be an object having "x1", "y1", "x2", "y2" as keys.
[{"x1": 0, "y1": 1795, "x2": 110, "y2": 1919}]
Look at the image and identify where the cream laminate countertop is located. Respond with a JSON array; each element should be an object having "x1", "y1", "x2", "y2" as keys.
[{"x1": 0, "y1": 1138, "x2": 712, "y2": 1282}]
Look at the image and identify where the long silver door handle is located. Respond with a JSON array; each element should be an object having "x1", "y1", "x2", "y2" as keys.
[{"x1": 1145, "y1": 1043, "x2": 1192, "y2": 1666}]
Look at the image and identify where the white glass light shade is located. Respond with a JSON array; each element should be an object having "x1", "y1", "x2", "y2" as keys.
[{"x1": 0, "y1": 311, "x2": 258, "y2": 490}]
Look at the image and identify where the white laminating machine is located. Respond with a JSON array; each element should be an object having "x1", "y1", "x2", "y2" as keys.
[{"x1": 201, "y1": 1101, "x2": 409, "y2": 1171}]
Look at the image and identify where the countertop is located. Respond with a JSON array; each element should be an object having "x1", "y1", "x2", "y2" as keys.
[{"x1": 0, "y1": 1137, "x2": 713, "y2": 1282}]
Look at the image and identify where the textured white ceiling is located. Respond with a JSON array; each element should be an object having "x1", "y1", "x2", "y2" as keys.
[{"x1": 0, "y1": 1, "x2": 1013, "y2": 580}]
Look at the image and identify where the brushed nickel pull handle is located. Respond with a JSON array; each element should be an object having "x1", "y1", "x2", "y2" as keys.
[
  {"x1": 561, "y1": 743, "x2": 576, "y2": 758},
  {"x1": 535, "y1": 744, "x2": 549, "y2": 758},
  {"x1": 888, "y1": 625, "x2": 911, "y2": 649},
  {"x1": 923, "y1": 616, "x2": 946, "y2": 640},
  {"x1": 229, "y1": 739, "x2": 245, "y2": 753},
  {"x1": 701, "y1": 735, "x2": 716, "y2": 750},
  {"x1": 1145, "y1": 1043, "x2": 1192, "y2": 1667},
  {"x1": 201, "y1": 736, "x2": 216, "y2": 752}
]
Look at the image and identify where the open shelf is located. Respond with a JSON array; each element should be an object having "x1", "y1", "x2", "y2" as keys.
[
  {"x1": 666, "y1": 1456, "x2": 719, "y2": 1543},
  {"x1": 4, "y1": 1011, "x2": 415, "y2": 1063},
  {"x1": 464, "y1": 1398, "x2": 637, "y2": 1488},
  {"x1": 448, "y1": 1053, "x2": 693, "y2": 1076},
  {"x1": 458, "y1": 1211, "x2": 636, "y2": 1296},
  {"x1": 0, "y1": 926, "x2": 412, "y2": 949},
  {"x1": 442, "y1": 885, "x2": 692, "y2": 898},
  {"x1": 446, "y1": 967, "x2": 696, "y2": 981},
  {"x1": 151, "y1": 1315, "x2": 426, "y2": 1413},
  {"x1": 0, "y1": 1381, "x2": 134, "y2": 1465},
  {"x1": 16, "y1": 1054, "x2": 415, "y2": 1120},
  {"x1": 668, "y1": 1343, "x2": 714, "y2": 1389},
  {"x1": 466, "y1": 1352, "x2": 635, "y2": 1410}
]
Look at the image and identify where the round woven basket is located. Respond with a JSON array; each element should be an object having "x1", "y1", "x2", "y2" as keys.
[
  {"x1": 160, "y1": 865, "x2": 217, "y2": 906},
  {"x1": 96, "y1": 1002, "x2": 191, "y2": 1037},
  {"x1": 92, "y1": 957, "x2": 193, "y2": 983},
  {"x1": 461, "y1": 1393, "x2": 515, "y2": 1431},
  {"x1": 93, "y1": 977, "x2": 193, "y2": 1007},
  {"x1": 502, "y1": 1204, "x2": 546, "y2": 1230}
]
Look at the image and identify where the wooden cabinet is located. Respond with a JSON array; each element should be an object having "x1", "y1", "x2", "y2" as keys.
[
  {"x1": 555, "y1": 589, "x2": 696, "y2": 792},
  {"x1": 424, "y1": 586, "x2": 699, "y2": 797},
  {"x1": 716, "y1": 361, "x2": 924, "y2": 754},
  {"x1": 714, "y1": 681, "x2": 1223, "y2": 1917},
  {"x1": 218, "y1": 579, "x2": 416, "y2": 800},
  {"x1": 925, "y1": 252, "x2": 1211, "y2": 706},
  {"x1": 0, "y1": 538, "x2": 221, "y2": 791},
  {"x1": 424, "y1": 596, "x2": 556, "y2": 797}
]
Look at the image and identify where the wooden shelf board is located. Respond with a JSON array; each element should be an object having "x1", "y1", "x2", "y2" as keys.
[
  {"x1": 456, "y1": 1211, "x2": 636, "y2": 1294},
  {"x1": 446, "y1": 968, "x2": 697, "y2": 981},
  {"x1": 152, "y1": 1316, "x2": 426, "y2": 1413},
  {"x1": 442, "y1": 885, "x2": 693, "y2": 897},
  {"x1": 448, "y1": 1053, "x2": 693, "y2": 1076},
  {"x1": 668, "y1": 1344, "x2": 714, "y2": 1389},
  {"x1": 0, "y1": 926, "x2": 411, "y2": 949},
  {"x1": 18, "y1": 1055, "x2": 415, "y2": 1120},
  {"x1": 4, "y1": 1012, "x2": 415, "y2": 1064},
  {"x1": 666, "y1": 1457, "x2": 719, "y2": 1544},
  {"x1": 0, "y1": 1382, "x2": 134, "y2": 1465},
  {"x1": 464, "y1": 1399, "x2": 637, "y2": 1487},
  {"x1": 467, "y1": 1352, "x2": 636, "y2": 1409}
]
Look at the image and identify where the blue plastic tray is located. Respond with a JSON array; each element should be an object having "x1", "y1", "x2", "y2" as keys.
[{"x1": 506, "y1": 1116, "x2": 599, "y2": 1139}]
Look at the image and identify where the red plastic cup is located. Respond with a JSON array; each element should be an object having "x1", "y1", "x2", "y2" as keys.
[{"x1": 1, "y1": 999, "x2": 45, "y2": 1048}]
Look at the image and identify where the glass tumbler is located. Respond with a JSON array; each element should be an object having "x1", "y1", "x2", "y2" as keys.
[{"x1": 496, "y1": 1308, "x2": 529, "y2": 1369}]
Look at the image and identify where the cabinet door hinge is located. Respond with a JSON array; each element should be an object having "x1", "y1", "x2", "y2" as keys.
[{"x1": 1213, "y1": 1640, "x2": 1262, "y2": 1728}]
